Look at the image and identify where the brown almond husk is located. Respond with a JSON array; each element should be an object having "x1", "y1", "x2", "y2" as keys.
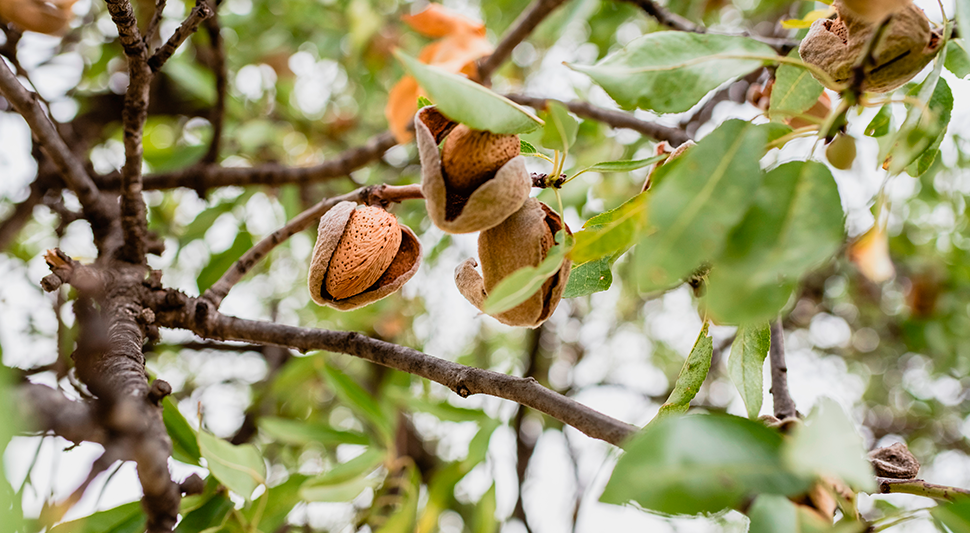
[
  {"x1": 416, "y1": 106, "x2": 531, "y2": 234},
  {"x1": 455, "y1": 198, "x2": 571, "y2": 328},
  {"x1": 308, "y1": 201, "x2": 422, "y2": 310},
  {"x1": 0, "y1": 0, "x2": 77, "y2": 35},
  {"x1": 799, "y1": 1, "x2": 942, "y2": 93}
]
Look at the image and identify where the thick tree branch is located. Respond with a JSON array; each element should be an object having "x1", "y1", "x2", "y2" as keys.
[
  {"x1": 877, "y1": 478, "x2": 970, "y2": 501},
  {"x1": 0, "y1": 60, "x2": 114, "y2": 245},
  {"x1": 506, "y1": 94, "x2": 691, "y2": 145},
  {"x1": 17, "y1": 383, "x2": 106, "y2": 445},
  {"x1": 203, "y1": 184, "x2": 423, "y2": 307},
  {"x1": 148, "y1": 1, "x2": 213, "y2": 72},
  {"x1": 478, "y1": 0, "x2": 570, "y2": 84},
  {"x1": 105, "y1": 0, "x2": 153, "y2": 263},
  {"x1": 621, "y1": 0, "x2": 797, "y2": 51},
  {"x1": 153, "y1": 303, "x2": 637, "y2": 446},
  {"x1": 769, "y1": 319, "x2": 797, "y2": 420}
]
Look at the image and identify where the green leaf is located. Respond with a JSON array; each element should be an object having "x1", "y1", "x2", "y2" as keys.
[
  {"x1": 568, "y1": 33, "x2": 777, "y2": 113},
  {"x1": 601, "y1": 414, "x2": 810, "y2": 515},
  {"x1": 417, "y1": 95, "x2": 433, "y2": 108},
  {"x1": 748, "y1": 494, "x2": 797, "y2": 533},
  {"x1": 520, "y1": 139, "x2": 539, "y2": 154},
  {"x1": 320, "y1": 364, "x2": 393, "y2": 443},
  {"x1": 302, "y1": 448, "x2": 385, "y2": 488},
  {"x1": 175, "y1": 491, "x2": 232, "y2": 533},
  {"x1": 570, "y1": 193, "x2": 648, "y2": 265},
  {"x1": 563, "y1": 257, "x2": 614, "y2": 298},
  {"x1": 49, "y1": 502, "x2": 146, "y2": 533},
  {"x1": 539, "y1": 100, "x2": 579, "y2": 151},
  {"x1": 581, "y1": 154, "x2": 667, "y2": 173},
  {"x1": 957, "y1": 3, "x2": 970, "y2": 62},
  {"x1": 945, "y1": 40, "x2": 970, "y2": 78},
  {"x1": 769, "y1": 50, "x2": 824, "y2": 120},
  {"x1": 245, "y1": 474, "x2": 309, "y2": 532},
  {"x1": 783, "y1": 398, "x2": 875, "y2": 492},
  {"x1": 656, "y1": 323, "x2": 713, "y2": 419},
  {"x1": 636, "y1": 120, "x2": 770, "y2": 291},
  {"x1": 728, "y1": 323, "x2": 771, "y2": 419},
  {"x1": 885, "y1": 56, "x2": 952, "y2": 174},
  {"x1": 473, "y1": 484, "x2": 499, "y2": 533},
  {"x1": 163, "y1": 396, "x2": 202, "y2": 466},
  {"x1": 865, "y1": 105, "x2": 892, "y2": 138},
  {"x1": 257, "y1": 417, "x2": 370, "y2": 447},
  {"x1": 0, "y1": 365, "x2": 24, "y2": 532},
  {"x1": 375, "y1": 463, "x2": 421, "y2": 533},
  {"x1": 198, "y1": 431, "x2": 267, "y2": 500},
  {"x1": 706, "y1": 161, "x2": 844, "y2": 324},
  {"x1": 394, "y1": 50, "x2": 543, "y2": 134},
  {"x1": 395, "y1": 394, "x2": 489, "y2": 423},
  {"x1": 933, "y1": 497, "x2": 970, "y2": 533},
  {"x1": 197, "y1": 229, "x2": 254, "y2": 293},
  {"x1": 483, "y1": 231, "x2": 572, "y2": 314}
]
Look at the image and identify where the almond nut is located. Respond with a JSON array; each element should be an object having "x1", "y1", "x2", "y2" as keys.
[
  {"x1": 455, "y1": 198, "x2": 572, "y2": 328},
  {"x1": 799, "y1": 1, "x2": 942, "y2": 93},
  {"x1": 416, "y1": 106, "x2": 531, "y2": 234},
  {"x1": 308, "y1": 202, "x2": 422, "y2": 310},
  {"x1": 441, "y1": 124, "x2": 521, "y2": 195}
]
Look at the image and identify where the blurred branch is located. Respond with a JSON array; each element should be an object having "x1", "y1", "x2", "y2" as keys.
[
  {"x1": 202, "y1": 184, "x2": 423, "y2": 308},
  {"x1": 201, "y1": 0, "x2": 226, "y2": 164},
  {"x1": 152, "y1": 299, "x2": 637, "y2": 446},
  {"x1": 769, "y1": 319, "x2": 797, "y2": 419},
  {"x1": 513, "y1": 326, "x2": 543, "y2": 533},
  {"x1": 0, "y1": 60, "x2": 116, "y2": 247},
  {"x1": 506, "y1": 94, "x2": 691, "y2": 145},
  {"x1": 478, "y1": 0, "x2": 571, "y2": 84},
  {"x1": 877, "y1": 478, "x2": 970, "y2": 501},
  {"x1": 99, "y1": 130, "x2": 399, "y2": 191},
  {"x1": 143, "y1": 0, "x2": 167, "y2": 46},
  {"x1": 621, "y1": 0, "x2": 797, "y2": 52},
  {"x1": 148, "y1": 1, "x2": 213, "y2": 72},
  {"x1": 0, "y1": 181, "x2": 43, "y2": 251}
]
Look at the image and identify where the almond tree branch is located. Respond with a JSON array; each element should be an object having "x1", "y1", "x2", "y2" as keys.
[
  {"x1": 143, "y1": 0, "x2": 167, "y2": 46},
  {"x1": 202, "y1": 184, "x2": 423, "y2": 308},
  {"x1": 201, "y1": 0, "x2": 226, "y2": 163},
  {"x1": 152, "y1": 300, "x2": 637, "y2": 446},
  {"x1": 505, "y1": 94, "x2": 691, "y2": 145},
  {"x1": 769, "y1": 318, "x2": 797, "y2": 419},
  {"x1": 478, "y1": 0, "x2": 571, "y2": 84},
  {"x1": 0, "y1": 60, "x2": 115, "y2": 247},
  {"x1": 877, "y1": 478, "x2": 970, "y2": 501},
  {"x1": 105, "y1": 0, "x2": 153, "y2": 263},
  {"x1": 620, "y1": 0, "x2": 797, "y2": 52},
  {"x1": 148, "y1": 0, "x2": 213, "y2": 72}
]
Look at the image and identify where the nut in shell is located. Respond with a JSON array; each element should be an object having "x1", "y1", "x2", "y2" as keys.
[
  {"x1": 799, "y1": 1, "x2": 943, "y2": 93},
  {"x1": 308, "y1": 202, "x2": 422, "y2": 310},
  {"x1": 416, "y1": 106, "x2": 531, "y2": 234},
  {"x1": 455, "y1": 198, "x2": 571, "y2": 328}
]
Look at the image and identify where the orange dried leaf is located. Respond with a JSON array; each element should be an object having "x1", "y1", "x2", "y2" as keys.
[
  {"x1": 0, "y1": 0, "x2": 78, "y2": 35},
  {"x1": 386, "y1": 4, "x2": 493, "y2": 143},
  {"x1": 848, "y1": 225, "x2": 895, "y2": 283}
]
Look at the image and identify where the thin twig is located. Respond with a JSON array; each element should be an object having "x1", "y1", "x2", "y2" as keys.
[
  {"x1": 203, "y1": 184, "x2": 423, "y2": 307},
  {"x1": 877, "y1": 478, "x2": 970, "y2": 501},
  {"x1": 478, "y1": 0, "x2": 571, "y2": 84},
  {"x1": 143, "y1": 0, "x2": 168, "y2": 47},
  {"x1": 621, "y1": 0, "x2": 797, "y2": 51},
  {"x1": 201, "y1": 0, "x2": 226, "y2": 163},
  {"x1": 506, "y1": 94, "x2": 691, "y2": 145},
  {"x1": 0, "y1": 60, "x2": 114, "y2": 245},
  {"x1": 148, "y1": 1, "x2": 213, "y2": 72},
  {"x1": 152, "y1": 304, "x2": 638, "y2": 447},
  {"x1": 769, "y1": 318, "x2": 797, "y2": 419}
]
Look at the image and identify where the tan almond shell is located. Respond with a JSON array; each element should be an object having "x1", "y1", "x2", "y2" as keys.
[
  {"x1": 325, "y1": 206, "x2": 403, "y2": 300},
  {"x1": 455, "y1": 198, "x2": 571, "y2": 328},
  {"x1": 308, "y1": 201, "x2": 422, "y2": 310},
  {"x1": 799, "y1": 1, "x2": 941, "y2": 93},
  {"x1": 416, "y1": 107, "x2": 531, "y2": 234}
]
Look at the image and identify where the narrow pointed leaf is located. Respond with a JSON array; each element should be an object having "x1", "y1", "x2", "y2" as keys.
[
  {"x1": 581, "y1": 154, "x2": 667, "y2": 173},
  {"x1": 728, "y1": 323, "x2": 771, "y2": 419},
  {"x1": 483, "y1": 232, "x2": 571, "y2": 314},
  {"x1": 656, "y1": 323, "x2": 713, "y2": 419},
  {"x1": 258, "y1": 417, "x2": 370, "y2": 446},
  {"x1": 49, "y1": 502, "x2": 145, "y2": 533},
  {"x1": 570, "y1": 193, "x2": 648, "y2": 265},
  {"x1": 163, "y1": 396, "x2": 201, "y2": 466},
  {"x1": 395, "y1": 50, "x2": 542, "y2": 134},
  {"x1": 783, "y1": 398, "x2": 875, "y2": 492},
  {"x1": 198, "y1": 431, "x2": 266, "y2": 500},
  {"x1": 769, "y1": 50, "x2": 824, "y2": 120},
  {"x1": 563, "y1": 257, "x2": 613, "y2": 298},
  {"x1": 520, "y1": 140, "x2": 538, "y2": 154},
  {"x1": 568, "y1": 33, "x2": 777, "y2": 113},
  {"x1": 320, "y1": 364, "x2": 393, "y2": 442},
  {"x1": 539, "y1": 100, "x2": 579, "y2": 151}
]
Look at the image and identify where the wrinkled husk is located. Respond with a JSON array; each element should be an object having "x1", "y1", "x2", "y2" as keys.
[
  {"x1": 455, "y1": 198, "x2": 571, "y2": 328},
  {"x1": 799, "y1": 1, "x2": 942, "y2": 93},
  {"x1": 416, "y1": 106, "x2": 531, "y2": 234},
  {"x1": 308, "y1": 201, "x2": 422, "y2": 310}
]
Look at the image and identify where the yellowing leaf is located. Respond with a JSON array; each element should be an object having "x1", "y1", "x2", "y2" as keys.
[
  {"x1": 385, "y1": 4, "x2": 493, "y2": 142},
  {"x1": 781, "y1": 8, "x2": 834, "y2": 29},
  {"x1": 848, "y1": 225, "x2": 895, "y2": 283}
]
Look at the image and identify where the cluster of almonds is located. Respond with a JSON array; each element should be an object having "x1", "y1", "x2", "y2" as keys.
[
  {"x1": 799, "y1": 0, "x2": 943, "y2": 93},
  {"x1": 307, "y1": 105, "x2": 570, "y2": 327}
]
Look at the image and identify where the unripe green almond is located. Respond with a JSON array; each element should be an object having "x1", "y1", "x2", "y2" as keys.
[{"x1": 826, "y1": 134, "x2": 857, "y2": 170}]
